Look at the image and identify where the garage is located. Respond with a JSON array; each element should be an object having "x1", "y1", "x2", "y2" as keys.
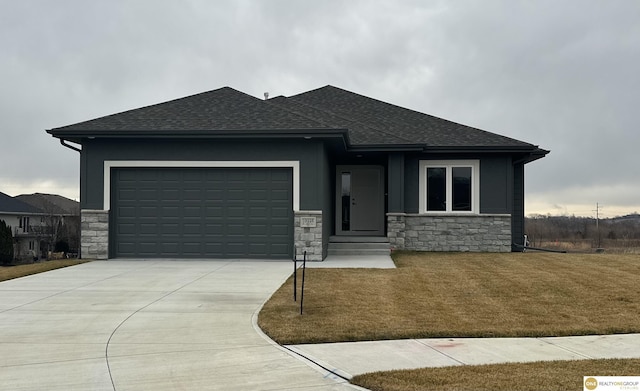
[{"x1": 111, "y1": 167, "x2": 293, "y2": 259}]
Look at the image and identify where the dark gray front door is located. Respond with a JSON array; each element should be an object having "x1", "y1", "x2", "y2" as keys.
[
  {"x1": 111, "y1": 167, "x2": 293, "y2": 259},
  {"x1": 336, "y1": 165, "x2": 385, "y2": 236}
]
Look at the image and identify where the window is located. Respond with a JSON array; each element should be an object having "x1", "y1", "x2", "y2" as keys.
[{"x1": 419, "y1": 160, "x2": 479, "y2": 213}]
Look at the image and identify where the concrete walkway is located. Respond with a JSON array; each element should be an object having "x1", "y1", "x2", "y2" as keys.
[
  {"x1": 306, "y1": 255, "x2": 396, "y2": 269},
  {"x1": 0, "y1": 260, "x2": 356, "y2": 391},
  {"x1": 288, "y1": 334, "x2": 640, "y2": 379}
]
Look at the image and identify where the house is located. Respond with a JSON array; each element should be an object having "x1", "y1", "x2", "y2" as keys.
[
  {"x1": 15, "y1": 193, "x2": 80, "y2": 255},
  {"x1": 0, "y1": 192, "x2": 46, "y2": 261},
  {"x1": 47, "y1": 86, "x2": 548, "y2": 261}
]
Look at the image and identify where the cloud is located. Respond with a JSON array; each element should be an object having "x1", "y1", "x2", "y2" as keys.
[{"x1": 1, "y1": 0, "x2": 639, "y2": 216}]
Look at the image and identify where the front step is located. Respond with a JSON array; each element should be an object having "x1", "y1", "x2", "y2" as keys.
[{"x1": 328, "y1": 236, "x2": 391, "y2": 256}]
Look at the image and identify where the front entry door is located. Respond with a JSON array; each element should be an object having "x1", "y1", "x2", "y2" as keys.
[{"x1": 336, "y1": 165, "x2": 384, "y2": 236}]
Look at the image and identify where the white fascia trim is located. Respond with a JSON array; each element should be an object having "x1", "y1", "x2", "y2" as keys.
[
  {"x1": 418, "y1": 159, "x2": 480, "y2": 214},
  {"x1": 103, "y1": 160, "x2": 300, "y2": 211}
]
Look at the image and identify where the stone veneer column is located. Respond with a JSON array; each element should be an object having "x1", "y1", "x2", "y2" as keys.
[
  {"x1": 81, "y1": 210, "x2": 109, "y2": 260},
  {"x1": 387, "y1": 213, "x2": 406, "y2": 251},
  {"x1": 294, "y1": 210, "x2": 323, "y2": 261}
]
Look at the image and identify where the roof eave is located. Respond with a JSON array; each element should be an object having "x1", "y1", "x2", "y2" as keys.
[
  {"x1": 346, "y1": 144, "x2": 424, "y2": 152},
  {"x1": 47, "y1": 128, "x2": 351, "y2": 144}
]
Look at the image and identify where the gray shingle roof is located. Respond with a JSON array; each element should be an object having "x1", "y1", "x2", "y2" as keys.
[
  {"x1": 48, "y1": 85, "x2": 544, "y2": 152},
  {"x1": 51, "y1": 87, "x2": 328, "y2": 132},
  {"x1": 15, "y1": 193, "x2": 79, "y2": 216},
  {"x1": 280, "y1": 85, "x2": 534, "y2": 148},
  {"x1": 0, "y1": 192, "x2": 43, "y2": 214}
]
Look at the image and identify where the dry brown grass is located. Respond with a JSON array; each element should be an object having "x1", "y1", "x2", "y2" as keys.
[
  {"x1": 351, "y1": 358, "x2": 640, "y2": 391},
  {"x1": 0, "y1": 259, "x2": 88, "y2": 282},
  {"x1": 258, "y1": 252, "x2": 640, "y2": 344}
]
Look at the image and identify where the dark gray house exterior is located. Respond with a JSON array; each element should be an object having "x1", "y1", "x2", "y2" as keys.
[{"x1": 47, "y1": 86, "x2": 548, "y2": 260}]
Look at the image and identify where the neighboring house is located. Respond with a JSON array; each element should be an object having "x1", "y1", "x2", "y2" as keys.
[
  {"x1": 47, "y1": 86, "x2": 548, "y2": 261},
  {"x1": 0, "y1": 192, "x2": 46, "y2": 261},
  {"x1": 15, "y1": 193, "x2": 80, "y2": 255}
]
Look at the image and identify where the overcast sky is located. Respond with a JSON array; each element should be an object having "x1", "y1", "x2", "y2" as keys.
[{"x1": 1, "y1": 1, "x2": 638, "y2": 217}]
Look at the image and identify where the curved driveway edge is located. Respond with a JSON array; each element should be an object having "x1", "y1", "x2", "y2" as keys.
[{"x1": 0, "y1": 260, "x2": 358, "y2": 391}]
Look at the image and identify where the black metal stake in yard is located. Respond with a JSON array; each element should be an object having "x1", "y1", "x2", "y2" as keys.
[
  {"x1": 300, "y1": 251, "x2": 307, "y2": 315},
  {"x1": 293, "y1": 250, "x2": 297, "y2": 302}
]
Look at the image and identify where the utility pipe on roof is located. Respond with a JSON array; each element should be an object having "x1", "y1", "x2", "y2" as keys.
[{"x1": 59, "y1": 139, "x2": 81, "y2": 153}]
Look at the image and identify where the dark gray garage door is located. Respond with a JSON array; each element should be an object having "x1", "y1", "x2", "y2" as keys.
[{"x1": 111, "y1": 167, "x2": 293, "y2": 259}]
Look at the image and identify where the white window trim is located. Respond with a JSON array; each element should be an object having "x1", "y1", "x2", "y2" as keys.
[
  {"x1": 103, "y1": 160, "x2": 300, "y2": 211},
  {"x1": 418, "y1": 160, "x2": 480, "y2": 214}
]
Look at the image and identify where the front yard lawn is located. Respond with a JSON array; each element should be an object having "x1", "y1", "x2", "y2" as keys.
[
  {"x1": 351, "y1": 358, "x2": 640, "y2": 391},
  {"x1": 258, "y1": 252, "x2": 640, "y2": 344},
  {"x1": 258, "y1": 252, "x2": 640, "y2": 390},
  {"x1": 0, "y1": 259, "x2": 88, "y2": 282}
]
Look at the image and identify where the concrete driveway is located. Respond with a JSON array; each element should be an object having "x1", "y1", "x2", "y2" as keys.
[{"x1": 0, "y1": 260, "x2": 355, "y2": 391}]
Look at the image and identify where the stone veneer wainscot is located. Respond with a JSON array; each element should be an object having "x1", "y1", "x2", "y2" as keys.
[
  {"x1": 387, "y1": 213, "x2": 512, "y2": 252},
  {"x1": 81, "y1": 210, "x2": 109, "y2": 260}
]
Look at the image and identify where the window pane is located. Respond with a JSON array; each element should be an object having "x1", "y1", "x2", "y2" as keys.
[
  {"x1": 427, "y1": 167, "x2": 446, "y2": 211},
  {"x1": 341, "y1": 172, "x2": 351, "y2": 230},
  {"x1": 452, "y1": 167, "x2": 472, "y2": 211}
]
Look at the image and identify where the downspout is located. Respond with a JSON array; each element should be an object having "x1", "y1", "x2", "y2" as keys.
[
  {"x1": 59, "y1": 138, "x2": 82, "y2": 153},
  {"x1": 511, "y1": 155, "x2": 527, "y2": 252},
  {"x1": 58, "y1": 138, "x2": 82, "y2": 259}
]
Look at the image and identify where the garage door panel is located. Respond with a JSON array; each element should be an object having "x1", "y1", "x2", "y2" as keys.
[
  {"x1": 118, "y1": 242, "x2": 136, "y2": 253},
  {"x1": 205, "y1": 189, "x2": 223, "y2": 199},
  {"x1": 227, "y1": 224, "x2": 246, "y2": 235},
  {"x1": 118, "y1": 189, "x2": 137, "y2": 201},
  {"x1": 205, "y1": 206, "x2": 223, "y2": 218},
  {"x1": 160, "y1": 188, "x2": 180, "y2": 199},
  {"x1": 184, "y1": 207, "x2": 203, "y2": 217},
  {"x1": 249, "y1": 189, "x2": 268, "y2": 200},
  {"x1": 271, "y1": 206, "x2": 291, "y2": 218},
  {"x1": 117, "y1": 223, "x2": 136, "y2": 235},
  {"x1": 138, "y1": 224, "x2": 158, "y2": 235},
  {"x1": 271, "y1": 189, "x2": 289, "y2": 201},
  {"x1": 204, "y1": 223, "x2": 223, "y2": 234},
  {"x1": 117, "y1": 205, "x2": 136, "y2": 217},
  {"x1": 270, "y1": 242, "x2": 289, "y2": 252},
  {"x1": 160, "y1": 223, "x2": 180, "y2": 235},
  {"x1": 160, "y1": 207, "x2": 180, "y2": 218},
  {"x1": 270, "y1": 224, "x2": 290, "y2": 236},
  {"x1": 183, "y1": 242, "x2": 202, "y2": 254},
  {"x1": 248, "y1": 224, "x2": 268, "y2": 236},
  {"x1": 249, "y1": 244, "x2": 267, "y2": 255},
  {"x1": 249, "y1": 207, "x2": 268, "y2": 217},
  {"x1": 111, "y1": 167, "x2": 293, "y2": 259},
  {"x1": 159, "y1": 242, "x2": 178, "y2": 253},
  {"x1": 183, "y1": 188, "x2": 202, "y2": 199},
  {"x1": 227, "y1": 207, "x2": 246, "y2": 217}
]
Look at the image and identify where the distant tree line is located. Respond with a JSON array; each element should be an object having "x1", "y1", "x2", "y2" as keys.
[{"x1": 525, "y1": 214, "x2": 640, "y2": 249}]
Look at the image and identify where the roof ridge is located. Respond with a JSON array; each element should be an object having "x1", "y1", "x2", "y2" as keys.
[
  {"x1": 263, "y1": 97, "x2": 332, "y2": 129},
  {"x1": 264, "y1": 98, "x2": 339, "y2": 129},
  {"x1": 284, "y1": 92, "x2": 417, "y2": 144},
  {"x1": 300, "y1": 100, "x2": 417, "y2": 144},
  {"x1": 50, "y1": 87, "x2": 238, "y2": 131}
]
